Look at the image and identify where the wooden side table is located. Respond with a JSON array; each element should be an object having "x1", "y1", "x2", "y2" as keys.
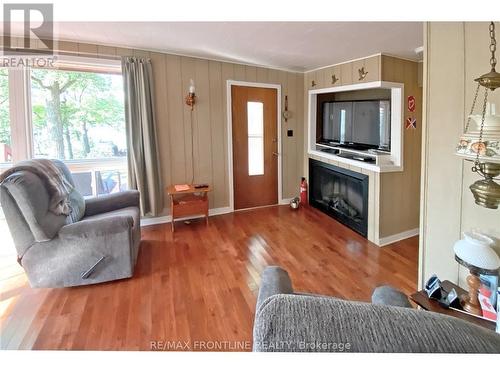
[
  {"x1": 410, "y1": 280, "x2": 496, "y2": 331},
  {"x1": 166, "y1": 184, "x2": 211, "y2": 232}
]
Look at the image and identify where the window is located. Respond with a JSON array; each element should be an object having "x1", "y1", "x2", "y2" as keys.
[
  {"x1": 247, "y1": 101, "x2": 264, "y2": 176},
  {"x1": 0, "y1": 57, "x2": 128, "y2": 196},
  {"x1": 0, "y1": 68, "x2": 11, "y2": 163},
  {"x1": 30, "y1": 69, "x2": 126, "y2": 160}
]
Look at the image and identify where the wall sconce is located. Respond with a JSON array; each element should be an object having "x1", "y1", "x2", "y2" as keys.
[{"x1": 185, "y1": 79, "x2": 196, "y2": 110}]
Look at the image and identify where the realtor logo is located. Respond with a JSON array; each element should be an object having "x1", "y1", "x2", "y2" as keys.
[{"x1": 2, "y1": 3, "x2": 54, "y2": 55}]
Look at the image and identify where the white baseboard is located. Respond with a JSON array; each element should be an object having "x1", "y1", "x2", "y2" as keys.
[
  {"x1": 377, "y1": 228, "x2": 419, "y2": 247},
  {"x1": 141, "y1": 200, "x2": 293, "y2": 227},
  {"x1": 279, "y1": 197, "x2": 294, "y2": 205},
  {"x1": 140, "y1": 206, "x2": 232, "y2": 227}
]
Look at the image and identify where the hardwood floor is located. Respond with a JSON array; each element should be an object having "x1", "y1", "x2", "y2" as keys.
[{"x1": 0, "y1": 205, "x2": 418, "y2": 350}]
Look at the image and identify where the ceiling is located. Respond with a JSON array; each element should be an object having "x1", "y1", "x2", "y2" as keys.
[{"x1": 4, "y1": 22, "x2": 423, "y2": 72}]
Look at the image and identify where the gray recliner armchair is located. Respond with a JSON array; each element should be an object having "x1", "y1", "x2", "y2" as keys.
[{"x1": 0, "y1": 160, "x2": 141, "y2": 288}]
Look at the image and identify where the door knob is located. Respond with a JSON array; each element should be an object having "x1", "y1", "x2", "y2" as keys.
[{"x1": 272, "y1": 152, "x2": 279, "y2": 156}]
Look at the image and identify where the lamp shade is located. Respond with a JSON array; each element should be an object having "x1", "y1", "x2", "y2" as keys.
[{"x1": 453, "y1": 232, "x2": 500, "y2": 273}]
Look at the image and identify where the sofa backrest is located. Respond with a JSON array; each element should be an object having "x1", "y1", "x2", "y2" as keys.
[{"x1": 253, "y1": 293, "x2": 500, "y2": 353}]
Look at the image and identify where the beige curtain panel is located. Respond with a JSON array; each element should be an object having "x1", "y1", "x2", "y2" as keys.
[{"x1": 122, "y1": 57, "x2": 162, "y2": 216}]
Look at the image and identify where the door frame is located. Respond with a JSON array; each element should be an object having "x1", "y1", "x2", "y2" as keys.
[{"x1": 226, "y1": 80, "x2": 283, "y2": 211}]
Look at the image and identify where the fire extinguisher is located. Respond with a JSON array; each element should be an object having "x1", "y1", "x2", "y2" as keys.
[{"x1": 300, "y1": 177, "x2": 308, "y2": 206}]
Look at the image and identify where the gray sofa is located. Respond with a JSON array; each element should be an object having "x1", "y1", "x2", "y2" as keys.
[
  {"x1": 0, "y1": 160, "x2": 141, "y2": 288},
  {"x1": 253, "y1": 266, "x2": 500, "y2": 353}
]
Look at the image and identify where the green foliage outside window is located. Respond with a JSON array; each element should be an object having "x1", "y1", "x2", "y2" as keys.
[{"x1": 30, "y1": 69, "x2": 126, "y2": 160}]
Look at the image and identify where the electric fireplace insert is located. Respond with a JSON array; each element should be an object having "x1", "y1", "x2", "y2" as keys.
[{"x1": 309, "y1": 158, "x2": 369, "y2": 237}]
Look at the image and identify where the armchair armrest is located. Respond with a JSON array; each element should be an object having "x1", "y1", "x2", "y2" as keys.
[
  {"x1": 59, "y1": 215, "x2": 134, "y2": 239},
  {"x1": 371, "y1": 285, "x2": 412, "y2": 308},
  {"x1": 256, "y1": 266, "x2": 294, "y2": 313},
  {"x1": 84, "y1": 190, "x2": 139, "y2": 217}
]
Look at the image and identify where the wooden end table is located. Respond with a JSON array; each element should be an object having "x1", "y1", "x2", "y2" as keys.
[
  {"x1": 410, "y1": 280, "x2": 496, "y2": 331},
  {"x1": 166, "y1": 184, "x2": 211, "y2": 232}
]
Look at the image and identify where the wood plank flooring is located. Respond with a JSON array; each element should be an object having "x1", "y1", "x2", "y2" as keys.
[{"x1": 0, "y1": 205, "x2": 418, "y2": 350}]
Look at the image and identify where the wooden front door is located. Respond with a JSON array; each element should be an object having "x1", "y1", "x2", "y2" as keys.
[{"x1": 231, "y1": 85, "x2": 278, "y2": 210}]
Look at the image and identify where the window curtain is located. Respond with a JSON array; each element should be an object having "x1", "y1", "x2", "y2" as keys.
[{"x1": 122, "y1": 57, "x2": 162, "y2": 216}]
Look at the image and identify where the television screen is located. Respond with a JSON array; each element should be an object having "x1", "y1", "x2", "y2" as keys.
[{"x1": 322, "y1": 100, "x2": 391, "y2": 150}]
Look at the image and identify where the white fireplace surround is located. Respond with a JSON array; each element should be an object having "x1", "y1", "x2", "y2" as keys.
[{"x1": 307, "y1": 81, "x2": 405, "y2": 173}]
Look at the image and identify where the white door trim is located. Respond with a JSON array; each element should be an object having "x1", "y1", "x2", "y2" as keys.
[{"x1": 226, "y1": 80, "x2": 282, "y2": 212}]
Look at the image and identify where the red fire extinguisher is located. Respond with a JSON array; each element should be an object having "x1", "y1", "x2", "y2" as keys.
[{"x1": 300, "y1": 177, "x2": 308, "y2": 206}]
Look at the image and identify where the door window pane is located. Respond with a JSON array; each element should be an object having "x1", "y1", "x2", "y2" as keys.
[
  {"x1": 0, "y1": 68, "x2": 12, "y2": 163},
  {"x1": 247, "y1": 101, "x2": 264, "y2": 176},
  {"x1": 30, "y1": 68, "x2": 126, "y2": 160}
]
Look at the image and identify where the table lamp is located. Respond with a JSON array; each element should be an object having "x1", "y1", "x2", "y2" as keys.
[{"x1": 453, "y1": 232, "x2": 500, "y2": 315}]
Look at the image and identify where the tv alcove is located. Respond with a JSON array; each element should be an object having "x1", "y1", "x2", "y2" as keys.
[{"x1": 307, "y1": 81, "x2": 404, "y2": 173}]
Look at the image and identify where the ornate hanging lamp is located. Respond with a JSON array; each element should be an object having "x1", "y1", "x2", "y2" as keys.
[{"x1": 456, "y1": 22, "x2": 500, "y2": 209}]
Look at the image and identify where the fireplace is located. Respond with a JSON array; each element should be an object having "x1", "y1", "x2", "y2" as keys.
[{"x1": 309, "y1": 158, "x2": 369, "y2": 237}]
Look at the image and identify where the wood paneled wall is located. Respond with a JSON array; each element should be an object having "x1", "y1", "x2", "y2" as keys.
[
  {"x1": 11, "y1": 39, "x2": 304, "y2": 215},
  {"x1": 379, "y1": 56, "x2": 422, "y2": 238},
  {"x1": 7, "y1": 38, "x2": 422, "y2": 236},
  {"x1": 421, "y1": 22, "x2": 500, "y2": 288}
]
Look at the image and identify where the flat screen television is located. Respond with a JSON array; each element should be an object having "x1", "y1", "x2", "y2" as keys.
[{"x1": 321, "y1": 99, "x2": 391, "y2": 151}]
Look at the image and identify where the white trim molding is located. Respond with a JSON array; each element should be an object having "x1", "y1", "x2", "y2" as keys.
[
  {"x1": 377, "y1": 228, "x2": 419, "y2": 247},
  {"x1": 141, "y1": 200, "x2": 294, "y2": 227},
  {"x1": 226, "y1": 80, "x2": 282, "y2": 212},
  {"x1": 140, "y1": 206, "x2": 232, "y2": 227},
  {"x1": 279, "y1": 197, "x2": 293, "y2": 205}
]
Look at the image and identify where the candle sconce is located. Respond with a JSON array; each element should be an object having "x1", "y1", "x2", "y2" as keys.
[{"x1": 185, "y1": 79, "x2": 196, "y2": 110}]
